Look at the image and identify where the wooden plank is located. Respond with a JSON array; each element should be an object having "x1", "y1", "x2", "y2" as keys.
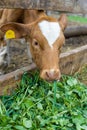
[
  {"x1": 0, "y1": 0, "x2": 82, "y2": 13},
  {"x1": 0, "y1": 63, "x2": 36, "y2": 95},
  {"x1": 0, "y1": 0, "x2": 86, "y2": 13},
  {"x1": 0, "y1": 45, "x2": 87, "y2": 95},
  {"x1": 60, "y1": 45, "x2": 87, "y2": 75},
  {"x1": 65, "y1": 25, "x2": 87, "y2": 38}
]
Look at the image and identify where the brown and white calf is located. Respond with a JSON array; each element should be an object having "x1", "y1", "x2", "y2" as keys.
[{"x1": 0, "y1": 9, "x2": 67, "y2": 81}]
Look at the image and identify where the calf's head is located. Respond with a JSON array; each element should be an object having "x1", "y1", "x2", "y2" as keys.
[{"x1": 0, "y1": 14, "x2": 67, "y2": 81}]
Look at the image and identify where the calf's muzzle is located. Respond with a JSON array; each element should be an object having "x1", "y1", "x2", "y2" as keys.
[{"x1": 40, "y1": 69, "x2": 61, "y2": 81}]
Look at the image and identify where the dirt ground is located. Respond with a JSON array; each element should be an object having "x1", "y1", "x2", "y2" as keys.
[{"x1": 62, "y1": 35, "x2": 87, "y2": 52}]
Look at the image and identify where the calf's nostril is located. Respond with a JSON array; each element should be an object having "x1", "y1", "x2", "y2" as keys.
[
  {"x1": 46, "y1": 71, "x2": 50, "y2": 78},
  {"x1": 46, "y1": 71, "x2": 53, "y2": 78}
]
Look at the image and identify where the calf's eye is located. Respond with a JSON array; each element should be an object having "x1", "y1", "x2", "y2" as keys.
[
  {"x1": 34, "y1": 41, "x2": 38, "y2": 46},
  {"x1": 32, "y1": 39, "x2": 39, "y2": 48}
]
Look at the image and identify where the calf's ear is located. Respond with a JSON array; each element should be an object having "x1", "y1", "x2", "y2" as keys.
[
  {"x1": 58, "y1": 14, "x2": 67, "y2": 31},
  {"x1": 0, "y1": 22, "x2": 31, "y2": 39}
]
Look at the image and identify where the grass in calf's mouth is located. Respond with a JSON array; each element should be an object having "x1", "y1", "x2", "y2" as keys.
[{"x1": 0, "y1": 70, "x2": 87, "y2": 130}]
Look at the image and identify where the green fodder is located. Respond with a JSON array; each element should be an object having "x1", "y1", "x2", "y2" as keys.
[
  {"x1": 75, "y1": 64, "x2": 87, "y2": 85},
  {"x1": 0, "y1": 71, "x2": 87, "y2": 130}
]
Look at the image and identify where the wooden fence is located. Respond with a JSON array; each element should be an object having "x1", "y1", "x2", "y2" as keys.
[{"x1": 0, "y1": 0, "x2": 87, "y2": 14}]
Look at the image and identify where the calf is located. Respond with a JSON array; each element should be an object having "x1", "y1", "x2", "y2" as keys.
[{"x1": 0, "y1": 9, "x2": 67, "y2": 81}]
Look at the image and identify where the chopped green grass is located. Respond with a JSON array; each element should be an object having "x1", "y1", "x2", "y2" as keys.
[
  {"x1": 68, "y1": 15, "x2": 87, "y2": 24},
  {"x1": 0, "y1": 71, "x2": 87, "y2": 130},
  {"x1": 75, "y1": 65, "x2": 87, "y2": 85}
]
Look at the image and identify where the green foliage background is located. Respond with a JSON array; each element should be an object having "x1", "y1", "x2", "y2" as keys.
[{"x1": 68, "y1": 15, "x2": 87, "y2": 24}]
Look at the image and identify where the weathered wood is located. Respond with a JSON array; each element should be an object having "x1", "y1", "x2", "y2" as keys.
[
  {"x1": 60, "y1": 45, "x2": 87, "y2": 74},
  {"x1": 0, "y1": 0, "x2": 86, "y2": 13},
  {"x1": 65, "y1": 25, "x2": 87, "y2": 38},
  {"x1": 0, "y1": 0, "x2": 75, "y2": 11},
  {"x1": 0, "y1": 44, "x2": 87, "y2": 95},
  {"x1": 0, "y1": 63, "x2": 36, "y2": 95}
]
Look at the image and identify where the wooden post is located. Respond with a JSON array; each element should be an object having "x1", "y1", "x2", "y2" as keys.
[{"x1": 0, "y1": 0, "x2": 86, "y2": 14}]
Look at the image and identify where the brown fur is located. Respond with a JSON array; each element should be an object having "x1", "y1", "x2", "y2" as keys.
[{"x1": 0, "y1": 9, "x2": 67, "y2": 81}]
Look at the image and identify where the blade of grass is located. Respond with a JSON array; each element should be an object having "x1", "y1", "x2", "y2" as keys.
[{"x1": 52, "y1": 81, "x2": 57, "y2": 112}]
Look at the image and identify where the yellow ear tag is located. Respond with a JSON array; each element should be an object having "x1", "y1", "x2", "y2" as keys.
[{"x1": 5, "y1": 30, "x2": 15, "y2": 39}]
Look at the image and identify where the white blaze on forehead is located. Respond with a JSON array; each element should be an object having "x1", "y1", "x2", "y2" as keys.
[{"x1": 38, "y1": 20, "x2": 60, "y2": 47}]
